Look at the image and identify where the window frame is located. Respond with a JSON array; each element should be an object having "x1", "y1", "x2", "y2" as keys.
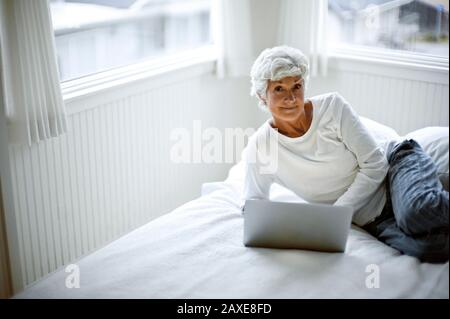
[
  {"x1": 327, "y1": 0, "x2": 449, "y2": 72},
  {"x1": 61, "y1": 45, "x2": 218, "y2": 103},
  {"x1": 329, "y1": 43, "x2": 449, "y2": 72},
  {"x1": 53, "y1": 0, "x2": 217, "y2": 102}
]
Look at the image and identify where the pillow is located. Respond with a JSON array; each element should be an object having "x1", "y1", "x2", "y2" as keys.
[
  {"x1": 360, "y1": 117, "x2": 400, "y2": 141},
  {"x1": 360, "y1": 117, "x2": 401, "y2": 154},
  {"x1": 405, "y1": 127, "x2": 449, "y2": 175}
]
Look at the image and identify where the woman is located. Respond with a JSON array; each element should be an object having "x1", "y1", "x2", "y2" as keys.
[{"x1": 241, "y1": 46, "x2": 448, "y2": 263}]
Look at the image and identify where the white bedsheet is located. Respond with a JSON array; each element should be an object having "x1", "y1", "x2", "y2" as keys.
[{"x1": 15, "y1": 162, "x2": 449, "y2": 299}]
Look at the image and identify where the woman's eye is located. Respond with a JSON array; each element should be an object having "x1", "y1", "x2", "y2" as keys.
[
  {"x1": 275, "y1": 86, "x2": 283, "y2": 92},
  {"x1": 294, "y1": 84, "x2": 302, "y2": 89}
]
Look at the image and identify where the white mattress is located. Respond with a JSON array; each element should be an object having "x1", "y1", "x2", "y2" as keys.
[{"x1": 15, "y1": 162, "x2": 449, "y2": 299}]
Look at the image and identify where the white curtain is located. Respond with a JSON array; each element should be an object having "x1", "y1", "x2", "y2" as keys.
[
  {"x1": 0, "y1": 0, "x2": 67, "y2": 146},
  {"x1": 278, "y1": 0, "x2": 328, "y2": 77},
  {"x1": 212, "y1": 0, "x2": 254, "y2": 78}
]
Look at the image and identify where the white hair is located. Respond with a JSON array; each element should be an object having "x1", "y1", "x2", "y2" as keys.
[{"x1": 250, "y1": 46, "x2": 310, "y2": 112}]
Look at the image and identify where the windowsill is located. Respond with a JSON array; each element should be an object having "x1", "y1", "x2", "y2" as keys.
[
  {"x1": 61, "y1": 45, "x2": 218, "y2": 103},
  {"x1": 329, "y1": 45, "x2": 449, "y2": 74}
]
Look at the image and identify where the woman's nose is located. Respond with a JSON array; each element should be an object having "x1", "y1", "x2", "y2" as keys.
[{"x1": 285, "y1": 91, "x2": 296, "y2": 102}]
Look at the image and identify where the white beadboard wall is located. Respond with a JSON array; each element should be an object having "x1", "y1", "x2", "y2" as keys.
[
  {"x1": 7, "y1": 64, "x2": 256, "y2": 290},
  {"x1": 6, "y1": 57, "x2": 449, "y2": 293},
  {"x1": 307, "y1": 57, "x2": 449, "y2": 135}
]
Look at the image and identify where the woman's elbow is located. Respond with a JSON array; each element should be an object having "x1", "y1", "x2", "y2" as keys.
[{"x1": 361, "y1": 156, "x2": 389, "y2": 183}]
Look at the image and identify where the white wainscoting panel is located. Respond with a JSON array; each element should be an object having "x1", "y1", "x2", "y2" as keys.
[
  {"x1": 308, "y1": 57, "x2": 449, "y2": 135},
  {"x1": 7, "y1": 69, "x2": 255, "y2": 289}
]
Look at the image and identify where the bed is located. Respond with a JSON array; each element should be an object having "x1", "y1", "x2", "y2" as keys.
[{"x1": 15, "y1": 120, "x2": 449, "y2": 299}]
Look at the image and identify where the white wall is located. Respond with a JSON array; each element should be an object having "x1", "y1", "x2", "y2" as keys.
[
  {"x1": 249, "y1": 0, "x2": 281, "y2": 56},
  {"x1": 6, "y1": 64, "x2": 259, "y2": 292},
  {"x1": 308, "y1": 58, "x2": 449, "y2": 135}
]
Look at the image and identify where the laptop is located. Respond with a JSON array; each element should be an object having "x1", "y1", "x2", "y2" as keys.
[{"x1": 243, "y1": 199, "x2": 353, "y2": 252}]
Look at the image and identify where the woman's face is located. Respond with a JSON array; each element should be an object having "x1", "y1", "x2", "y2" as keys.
[{"x1": 262, "y1": 76, "x2": 305, "y2": 122}]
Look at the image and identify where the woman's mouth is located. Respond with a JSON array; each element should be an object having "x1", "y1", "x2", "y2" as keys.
[{"x1": 281, "y1": 105, "x2": 297, "y2": 109}]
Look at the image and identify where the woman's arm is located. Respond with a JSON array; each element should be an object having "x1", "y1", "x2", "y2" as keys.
[
  {"x1": 240, "y1": 144, "x2": 274, "y2": 211},
  {"x1": 334, "y1": 96, "x2": 389, "y2": 221}
]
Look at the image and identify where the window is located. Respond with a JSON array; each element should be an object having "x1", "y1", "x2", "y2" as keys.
[
  {"x1": 328, "y1": 0, "x2": 449, "y2": 58},
  {"x1": 50, "y1": 0, "x2": 212, "y2": 82}
]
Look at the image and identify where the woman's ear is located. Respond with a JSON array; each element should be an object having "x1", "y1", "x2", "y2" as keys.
[{"x1": 257, "y1": 93, "x2": 267, "y2": 105}]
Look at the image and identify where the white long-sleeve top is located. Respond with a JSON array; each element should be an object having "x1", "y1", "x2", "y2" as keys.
[{"x1": 241, "y1": 92, "x2": 389, "y2": 226}]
